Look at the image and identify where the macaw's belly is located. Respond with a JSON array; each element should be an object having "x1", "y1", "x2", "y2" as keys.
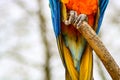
[{"x1": 61, "y1": 23, "x2": 86, "y2": 71}]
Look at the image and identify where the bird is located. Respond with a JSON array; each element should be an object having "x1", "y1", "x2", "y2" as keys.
[{"x1": 49, "y1": 0, "x2": 109, "y2": 80}]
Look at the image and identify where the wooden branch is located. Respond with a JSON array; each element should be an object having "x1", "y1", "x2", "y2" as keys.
[{"x1": 76, "y1": 21, "x2": 120, "y2": 80}]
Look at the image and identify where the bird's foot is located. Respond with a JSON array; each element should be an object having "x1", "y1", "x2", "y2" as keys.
[
  {"x1": 73, "y1": 13, "x2": 88, "y2": 29},
  {"x1": 64, "y1": 10, "x2": 88, "y2": 28},
  {"x1": 64, "y1": 10, "x2": 77, "y2": 25}
]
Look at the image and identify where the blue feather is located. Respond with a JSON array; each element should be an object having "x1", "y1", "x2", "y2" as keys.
[
  {"x1": 49, "y1": 0, "x2": 61, "y2": 37},
  {"x1": 97, "y1": 0, "x2": 109, "y2": 33}
]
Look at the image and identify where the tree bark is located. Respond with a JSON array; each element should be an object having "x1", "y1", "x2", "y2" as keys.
[
  {"x1": 76, "y1": 21, "x2": 120, "y2": 80},
  {"x1": 38, "y1": 0, "x2": 51, "y2": 80}
]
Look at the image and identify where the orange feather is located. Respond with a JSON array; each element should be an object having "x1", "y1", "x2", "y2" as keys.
[{"x1": 62, "y1": 0, "x2": 98, "y2": 26}]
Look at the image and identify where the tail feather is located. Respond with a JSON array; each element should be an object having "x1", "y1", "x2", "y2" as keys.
[
  {"x1": 57, "y1": 35, "x2": 93, "y2": 80},
  {"x1": 63, "y1": 39, "x2": 78, "y2": 80},
  {"x1": 79, "y1": 45, "x2": 93, "y2": 80},
  {"x1": 57, "y1": 35, "x2": 78, "y2": 80},
  {"x1": 65, "y1": 44, "x2": 93, "y2": 80},
  {"x1": 66, "y1": 70, "x2": 71, "y2": 80}
]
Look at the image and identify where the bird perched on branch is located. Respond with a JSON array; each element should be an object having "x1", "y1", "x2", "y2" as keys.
[{"x1": 49, "y1": 0, "x2": 108, "y2": 80}]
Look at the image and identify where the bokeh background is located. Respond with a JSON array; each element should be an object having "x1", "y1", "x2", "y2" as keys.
[{"x1": 0, "y1": 0, "x2": 120, "y2": 80}]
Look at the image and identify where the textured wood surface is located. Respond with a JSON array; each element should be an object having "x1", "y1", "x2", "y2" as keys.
[{"x1": 76, "y1": 21, "x2": 120, "y2": 80}]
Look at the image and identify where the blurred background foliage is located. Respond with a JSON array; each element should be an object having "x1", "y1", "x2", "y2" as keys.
[{"x1": 0, "y1": 0, "x2": 120, "y2": 80}]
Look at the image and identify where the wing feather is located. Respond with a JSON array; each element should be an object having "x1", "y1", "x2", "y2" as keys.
[
  {"x1": 96, "y1": 0, "x2": 109, "y2": 33},
  {"x1": 49, "y1": 0, "x2": 61, "y2": 37}
]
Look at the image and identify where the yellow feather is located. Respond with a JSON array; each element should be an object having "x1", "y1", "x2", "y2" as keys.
[
  {"x1": 61, "y1": 3, "x2": 68, "y2": 21},
  {"x1": 63, "y1": 40, "x2": 78, "y2": 80},
  {"x1": 61, "y1": 0, "x2": 69, "y2": 3},
  {"x1": 79, "y1": 45, "x2": 93, "y2": 80}
]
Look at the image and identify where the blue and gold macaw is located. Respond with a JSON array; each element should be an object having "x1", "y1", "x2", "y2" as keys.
[{"x1": 49, "y1": 0, "x2": 108, "y2": 80}]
